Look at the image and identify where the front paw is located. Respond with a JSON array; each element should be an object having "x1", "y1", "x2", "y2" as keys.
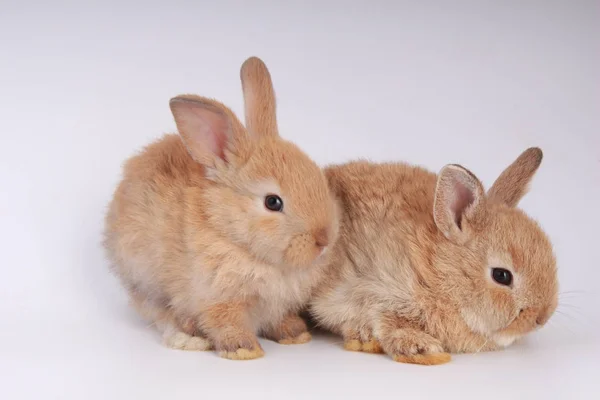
[
  {"x1": 342, "y1": 327, "x2": 384, "y2": 354},
  {"x1": 263, "y1": 313, "x2": 312, "y2": 345},
  {"x1": 343, "y1": 339, "x2": 384, "y2": 354},
  {"x1": 214, "y1": 333, "x2": 265, "y2": 361},
  {"x1": 164, "y1": 331, "x2": 212, "y2": 351},
  {"x1": 220, "y1": 347, "x2": 265, "y2": 360},
  {"x1": 278, "y1": 331, "x2": 312, "y2": 345},
  {"x1": 380, "y1": 329, "x2": 451, "y2": 365}
]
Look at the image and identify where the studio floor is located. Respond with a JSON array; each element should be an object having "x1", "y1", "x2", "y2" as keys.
[{"x1": 1, "y1": 1, "x2": 598, "y2": 399}]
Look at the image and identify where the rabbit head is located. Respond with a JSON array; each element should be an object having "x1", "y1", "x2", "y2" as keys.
[
  {"x1": 433, "y1": 148, "x2": 558, "y2": 347},
  {"x1": 169, "y1": 57, "x2": 337, "y2": 268}
]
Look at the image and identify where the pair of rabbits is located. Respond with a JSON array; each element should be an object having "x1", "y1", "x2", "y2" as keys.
[{"x1": 104, "y1": 57, "x2": 558, "y2": 365}]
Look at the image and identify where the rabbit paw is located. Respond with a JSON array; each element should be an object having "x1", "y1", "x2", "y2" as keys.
[
  {"x1": 215, "y1": 332, "x2": 265, "y2": 361},
  {"x1": 342, "y1": 327, "x2": 384, "y2": 354},
  {"x1": 219, "y1": 347, "x2": 265, "y2": 360},
  {"x1": 343, "y1": 339, "x2": 384, "y2": 353},
  {"x1": 163, "y1": 330, "x2": 212, "y2": 351},
  {"x1": 278, "y1": 331, "x2": 312, "y2": 345},
  {"x1": 262, "y1": 313, "x2": 312, "y2": 345},
  {"x1": 380, "y1": 329, "x2": 451, "y2": 365}
]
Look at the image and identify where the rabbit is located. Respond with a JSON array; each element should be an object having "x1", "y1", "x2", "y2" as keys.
[
  {"x1": 103, "y1": 57, "x2": 339, "y2": 360},
  {"x1": 310, "y1": 148, "x2": 558, "y2": 365}
]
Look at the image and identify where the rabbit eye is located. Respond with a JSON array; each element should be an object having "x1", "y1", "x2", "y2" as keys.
[
  {"x1": 264, "y1": 195, "x2": 283, "y2": 212},
  {"x1": 492, "y1": 268, "x2": 513, "y2": 286}
]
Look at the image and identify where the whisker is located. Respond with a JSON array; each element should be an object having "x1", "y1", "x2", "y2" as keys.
[
  {"x1": 559, "y1": 293, "x2": 585, "y2": 298},
  {"x1": 475, "y1": 339, "x2": 489, "y2": 354},
  {"x1": 559, "y1": 291, "x2": 587, "y2": 298},
  {"x1": 552, "y1": 310, "x2": 589, "y2": 330},
  {"x1": 559, "y1": 296, "x2": 584, "y2": 302},
  {"x1": 559, "y1": 290, "x2": 586, "y2": 294},
  {"x1": 557, "y1": 305, "x2": 587, "y2": 318},
  {"x1": 554, "y1": 309, "x2": 576, "y2": 320},
  {"x1": 547, "y1": 317, "x2": 577, "y2": 337},
  {"x1": 545, "y1": 319, "x2": 562, "y2": 336},
  {"x1": 558, "y1": 295, "x2": 584, "y2": 301},
  {"x1": 558, "y1": 302, "x2": 583, "y2": 308},
  {"x1": 558, "y1": 306, "x2": 582, "y2": 314}
]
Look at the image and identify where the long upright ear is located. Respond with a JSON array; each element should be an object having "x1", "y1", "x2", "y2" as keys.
[
  {"x1": 434, "y1": 165, "x2": 487, "y2": 244},
  {"x1": 487, "y1": 147, "x2": 543, "y2": 207},
  {"x1": 169, "y1": 95, "x2": 246, "y2": 166},
  {"x1": 240, "y1": 56, "x2": 279, "y2": 138}
]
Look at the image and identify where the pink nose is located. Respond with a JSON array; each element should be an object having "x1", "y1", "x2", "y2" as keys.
[
  {"x1": 536, "y1": 309, "x2": 551, "y2": 326},
  {"x1": 314, "y1": 228, "x2": 329, "y2": 248}
]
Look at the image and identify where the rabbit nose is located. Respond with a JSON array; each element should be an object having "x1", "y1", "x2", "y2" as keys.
[
  {"x1": 536, "y1": 308, "x2": 551, "y2": 326},
  {"x1": 314, "y1": 228, "x2": 329, "y2": 248}
]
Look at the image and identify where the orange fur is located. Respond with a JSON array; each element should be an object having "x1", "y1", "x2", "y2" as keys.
[
  {"x1": 343, "y1": 339, "x2": 384, "y2": 354},
  {"x1": 393, "y1": 353, "x2": 452, "y2": 366},
  {"x1": 311, "y1": 148, "x2": 557, "y2": 364},
  {"x1": 103, "y1": 57, "x2": 339, "y2": 360},
  {"x1": 262, "y1": 313, "x2": 312, "y2": 344}
]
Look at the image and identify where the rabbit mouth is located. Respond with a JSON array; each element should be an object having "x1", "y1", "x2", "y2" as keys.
[
  {"x1": 492, "y1": 333, "x2": 521, "y2": 348},
  {"x1": 494, "y1": 310, "x2": 538, "y2": 342},
  {"x1": 491, "y1": 318, "x2": 528, "y2": 348}
]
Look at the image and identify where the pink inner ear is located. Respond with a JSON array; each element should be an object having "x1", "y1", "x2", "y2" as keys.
[
  {"x1": 182, "y1": 103, "x2": 229, "y2": 159},
  {"x1": 188, "y1": 106, "x2": 228, "y2": 160},
  {"x1": 451, "y1": 180, "x2": 475, "y2": 229}
]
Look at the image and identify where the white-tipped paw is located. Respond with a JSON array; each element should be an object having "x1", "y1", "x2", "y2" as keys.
[{"x1": 164, "y1": 331, "x2": 212, "y2": 351}]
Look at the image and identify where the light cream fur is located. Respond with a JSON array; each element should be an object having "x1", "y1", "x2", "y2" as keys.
[
  {"x1": 311, "y1": 148, "x2": 558, "y2": 365},
  {"x1": 103, "y1": 57, "x2": 339, "y2": 360}
]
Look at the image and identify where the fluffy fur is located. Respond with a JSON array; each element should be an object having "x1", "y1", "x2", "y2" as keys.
[
  {"x1": 103, "y1": 57, "x2": 339, "y2": 360},
  {"x1": 310, "y1": 148, "x2": 557, "y2": 365}
]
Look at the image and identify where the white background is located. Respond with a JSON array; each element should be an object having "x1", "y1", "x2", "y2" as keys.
[{"x1": 1, "y1": 1, "x2": 599, "y2": 399}]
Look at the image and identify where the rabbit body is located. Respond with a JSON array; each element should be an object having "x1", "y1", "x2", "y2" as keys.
[
  {"x1": 104, "y1": 58, "x2": 338, "y2": 360},
  {"x1": 311, "y1": 150, "x2": 557, "y2": 365}
]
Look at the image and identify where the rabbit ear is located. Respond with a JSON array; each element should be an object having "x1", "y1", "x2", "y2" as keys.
[
  {"x1": 488, "y1": 147, "x2": 543, "y2": 207},
  {"x1": 434, "y1": 165, "x2": 486, "y2": 244},
  {"x1": 169, "y1": 96, "x2": 246, "y2": 165},
  {"x1": 240, "y1": 56, "x2": 279, "y2": 138}
]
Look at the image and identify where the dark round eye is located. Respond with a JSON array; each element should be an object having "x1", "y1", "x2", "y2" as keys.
[
  {"x1": 492, "y1": 268, "x2": 513, "y2": 286},
  {"x1": 264, "y1": 195, "x2": 283, "y2": 212}
]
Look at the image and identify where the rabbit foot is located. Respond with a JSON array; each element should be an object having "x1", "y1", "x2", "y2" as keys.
[
  {"x1": 278, "y1": 331, "x2": 312, "y2": 345},
  {"x1": 343, "y1": 339, "x2": 384, "y2": 353},
  {"x1": 219, "y1": 347, "x2": 265, "y2": 360},
  {"x1": 343, "y1": 327, "x2": 384, "y2": 353},
  {"x1": 380, "y1": 328, "x2": 451, "y2": 365},
  {"x1": 262, "y1": 313, "x2": 312, "y2": 345},
  {"x1": 163, "y1": 330, "x2": 212, "y2": 351},
  {"x1": 202, "y1": 302, "x2": 265, "y2": 360},
  {"x1": 393, "y1": 352, "x2": 451, "y2": 365},
  {"x1": 214, "y1": 332, "x2": 265, "y2": 360}
]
